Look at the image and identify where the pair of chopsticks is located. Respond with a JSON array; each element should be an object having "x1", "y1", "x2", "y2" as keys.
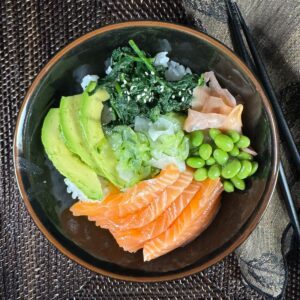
[{"x1": 226, "y1": 0, "x2": 300, "y2": 242}]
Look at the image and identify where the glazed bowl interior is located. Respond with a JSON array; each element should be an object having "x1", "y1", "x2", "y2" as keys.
[{"x1": 14, "y1": 22, "x2": 278, "y2": 281}]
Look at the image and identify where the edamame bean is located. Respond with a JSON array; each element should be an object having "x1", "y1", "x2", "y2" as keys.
[
  {"x1": 231, "y1": 176, "x2": 246, "y2": 190},
  {"x1": 229, "y1": 146, "x2": 239, "y2": 157},
  {"x1": 236, "y1": 135, "x2": 250, "y2": 148},
  {"x1": 199, "y1": 143, "x2": 213, "y2": 160},
  {"x1": 249, "y1": 161, "x2": 258, "y2": 175},
  {"x1": 208, "y1": 165, "x2": 221, "y2": 179},
  {"x1": 227, "y1": 130, "x2": 240, "y2": 143},
  {"x1": 237, "y1": 160, "x2": 252, "y2": 179},
  {"x1": 213, "y1": 149, "x2": 229, "y2": 165},
  {"x1": 186, "y1": 157, "x2": 205, "y2": 168},
  {"x1": 209, "y1": 128, "x2": 221, "y2": 140},
  {"x1": 221, "y1": 159, "x2": 241, "y2": 179},
  {"x1": 215, "y1": 134, "x2": 234, "y2": 152},
  {"x1": 190, "y1": 131, "x2": 204, "y2": 147},
  {"x1": 206, "y1": 157, "x2": 216, "y2": 166},
  {"x1": 194, "y1": 168, "x2": 208, "y2": 181},
  {"x1": 223, "y1": 180, "x2": 235, "y2": 193},
  {"x1": 237, "y1": 151, "x2": 253, "y2": 160}
]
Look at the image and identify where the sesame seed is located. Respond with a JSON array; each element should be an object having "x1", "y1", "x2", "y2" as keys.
[
  {"x1": 145, "y1": 72, "x2": 149, "y2": 75},
  {"x1": 179, "y1": 91, "x2": 182, "y2": 96},
  {"x1": 151, "y1": 71, "x2": 155, "y2": 75},
  {"x1": 144, "y1": 88, "x2": 147, "y2": 92},
  {"x1": 172, "y1": 95, "x2": 175, "y2": 99},
  {"x1": 181, "y1": 97, "x2": 185, "y2": 102},
  {"x1": 142, "y1": 93, "x2": 146, "y2": 96}
]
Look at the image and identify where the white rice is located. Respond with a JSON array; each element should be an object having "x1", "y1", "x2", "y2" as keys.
[
  {"x1": 64, "y1": 178, "x2": 89, "y2": 201},
  {"x1": 80, "y1": 74, "x2": 99, "y2": 90},
  {"x1": 154, "y1": 51, "x2": 192, "y2": 81},
  {"x1": 154, "y1": 51, "x2": 169, "y2": 68}
]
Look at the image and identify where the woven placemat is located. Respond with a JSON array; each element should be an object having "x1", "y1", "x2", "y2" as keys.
[{"x1": 0, "y1": 0, "x2": 299, "y2": 299}]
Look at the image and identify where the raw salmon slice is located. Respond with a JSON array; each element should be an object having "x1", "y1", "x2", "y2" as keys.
[
  {"x1": 70, "y1": 164, "x2": 180, "y2": 218},
  {"x1": 112, "y1": 181, "x2": 202, "y2": 253},
  {"x1": 90, "y1": 169, "x2": 194, "y2": 231},
  {"x1": 143, "y1": 178, "x2": 223, "y2": 261}
]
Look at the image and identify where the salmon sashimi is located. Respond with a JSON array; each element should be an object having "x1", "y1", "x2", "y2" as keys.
[
  {"x1": 70, "y1": 164, "x2": 180, "y2": 218},
  {"x1": 184, "y1": 104, "x2": 243, "y2": 133},
  {"x1": 112, "y1": 181, "x2": 202, "y2": 253},
  {"x1": 143, "y1": 178, "x2": 223, "y2": 261},
  {"x1": 90, "y1": 169, "x2": 194, "y2": 231}
]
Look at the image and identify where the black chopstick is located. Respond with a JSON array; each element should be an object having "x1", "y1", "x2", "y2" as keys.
[
  {"x1": 226, "y1": 0, "x2": 300, "y2": 242},
  {"x1": 233, "y1": 2, "x2": 300, "y2": 173},
  {"x1": 279, "y1": 163, "x2": 300, "y2": 240},
  {"x1": 225, "y1": 0, "x2": 255, "y2": 72}
]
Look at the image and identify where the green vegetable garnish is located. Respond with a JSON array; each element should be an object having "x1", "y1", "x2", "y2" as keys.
[
  {"x1": 129, "y1": 39, "x2": 155, "y2": 73},
  {"x1": 85, "y1": 81, "x2": 97, "y2": 93},
  {"x1": 99, "y1": 40, "x2": 200, "y2": 125},
  {"x1": 198, "y1": 74, "x2": 205, "y2": 86}
]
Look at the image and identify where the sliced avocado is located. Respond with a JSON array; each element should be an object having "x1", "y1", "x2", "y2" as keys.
[
  {"x1": 59, "y1": 94, "x2": 95, "y2": 169},
  {"x1": 80, "y1": 89, "x2": 109, "y2": 147},
  {"x1": 41, "y1": 108, "x2": 102, "y2": 200},
  {"x1": 79, "y1": 89, "x2": 125, "y2": 187}
]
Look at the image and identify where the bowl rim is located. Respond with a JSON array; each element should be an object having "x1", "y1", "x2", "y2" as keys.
[{"x1": 13, "y1": 20, "x2": 279, "y2": 282}]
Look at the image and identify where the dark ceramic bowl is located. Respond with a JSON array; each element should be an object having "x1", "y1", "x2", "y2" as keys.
[{"x1": 14, "y1": 21, "x2": 279, "y2": 281}]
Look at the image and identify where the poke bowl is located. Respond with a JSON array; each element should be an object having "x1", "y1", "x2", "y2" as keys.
[{"x1": 14, "y1": 21, "x2": 279, "y2": 281}]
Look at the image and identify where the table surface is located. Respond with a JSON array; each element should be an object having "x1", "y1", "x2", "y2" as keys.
[{"x1": 0, "y1": 0, "x2": 299, "y2": 299}]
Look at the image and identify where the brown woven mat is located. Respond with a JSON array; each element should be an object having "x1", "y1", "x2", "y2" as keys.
[{"x1": 0, "y1": 0, "x2": 299, "y2": 299}]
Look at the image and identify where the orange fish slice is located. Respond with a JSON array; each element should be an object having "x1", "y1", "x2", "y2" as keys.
[
  {"x1": 90, "y1": 168, "x2": 194, "y2": 231},
  {"x1": 70, "y1": 164, "x2": 180, "y2": 218},
  {"x1": 143, "y1": 178, "x2": 223, "y2": 261},
  {"x1": 112, "y1": 181, "x2": 202, "y2": 253}
]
